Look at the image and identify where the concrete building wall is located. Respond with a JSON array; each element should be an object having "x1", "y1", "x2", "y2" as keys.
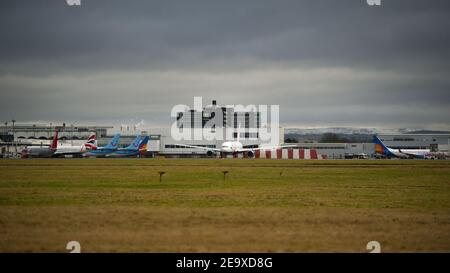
[
  {"x1": 286, "y1": 143, "x2": 375, "y2": 159},
  {"x1": 140, "y1": 127, "x2": 281, "y2": 155},
  {"x1": 0, "y1": 124, "x2": 111, "y2": 142},
  {"x1": 378, "y1": 134, "x2": 450, "y2": 150},
  {"x1": 2, "y1": 124, "x2": 448, "y2": 159}
]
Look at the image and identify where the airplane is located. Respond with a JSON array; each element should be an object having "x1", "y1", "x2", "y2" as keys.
[
  {"x1": 174, "y1": 126, "x2": 296, "y2": 158},
  {"x1": 374, "y1": 135, "x2": 432, "y2": 159},
  {"x1": 53, "y1": 133, "x2": 97, "y2": 158},
  {"x1": 21, "y1": 130, "x2": 59, "y2": 158},
  {"x1": 107, "y1": 136, "x2": 149, "y2": 158},
  {"x1": 83, "y1": 133, "x2": 121, "y2": 157}
]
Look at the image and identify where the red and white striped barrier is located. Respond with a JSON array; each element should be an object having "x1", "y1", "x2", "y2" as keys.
[{"x1": 220, "y1": 149, "x2": 328, "y2": 159}]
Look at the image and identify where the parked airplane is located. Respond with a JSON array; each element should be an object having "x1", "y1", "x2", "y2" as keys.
[
  {"x1": 53, "y1": 134, "x2": 97, "y2": 157},
  {"x1": 108, "y1": 136, "x2": 149, "y2": 158},
  {"x1": 83, "y1": 133, "x2": 121, "y2": 157},
  {"x1": 174, "y1": 126, "x2": 296, "y2": 158},
  {"x1": 21, "y1": 130, "x2": 59, "y2": 158},
  {"x1": 374, "y1": 135, "x2": 432, "y2": 159}
]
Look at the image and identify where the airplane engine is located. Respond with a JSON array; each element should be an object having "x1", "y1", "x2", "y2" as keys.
[
  {"x1": 206, "y1": 150, "x2": 214, "y2": 157},
  {"x1": 20, "y1": 149, "x2": 29, "y2": 158},
  {"x1": 247, "y1": 151, "x2": 254, "y2": 158}
]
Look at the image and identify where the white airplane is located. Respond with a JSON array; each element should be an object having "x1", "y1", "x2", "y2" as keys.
[
  {"x1": 21, "y1": 130, "x2": 59, "y2": 158},
  {"x1": 174, "y1": 126, "x2": 296, "y2": 158},
  {"x1": 53, "y1": 134, "x2": 97, "y2": 157},
  {"x1": 374, "y1": 135, "x2": 444, "y2": 159}
]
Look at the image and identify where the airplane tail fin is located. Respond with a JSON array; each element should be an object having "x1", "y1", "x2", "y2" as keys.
[
  {"x1": 138, "y1": 136, "x2": 150, "y2": 152},
  {"x1": 104, "y1": 133, "x2": 121, "y2": 149},
  {"x1": 373, "y1": 135, "x2": 389, "y2": 155},
  {"x1": 125, "y1": 135, "x2": 142, "y2": 150},
  {"x1": 50, "y1": 130, "x2": 58, "y2": 150},
  {"x1": 84, "y1": 133, "x2": 97, "y2": 150}
]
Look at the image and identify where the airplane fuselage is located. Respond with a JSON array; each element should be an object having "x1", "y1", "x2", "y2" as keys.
[
  {"x1": 83, "y1": 148, "x2": 116, "y2": 157},
  {"x1": 54, "y1": 145, "x2": 88, "y2": 156},
  {"x1": 107, "y1": 149, "x2": 141, "y2": 158},
  {"x1": 22, "y1": 147, "x2": 55, "y2": 158},
  {"x1": 220, "y1": 141, "x2": 243, "y2": 153},
  {"x1": 386, "y1": 147, "x2": 430, "y2": 158}
]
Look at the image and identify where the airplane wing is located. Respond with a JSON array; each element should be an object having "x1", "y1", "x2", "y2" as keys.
[
  {"x1": 238, "y1": 144, "x2": 298, "y2": 152},
  {"x1": 173, "y1": 144, "x2": 221, "y2": 152}
]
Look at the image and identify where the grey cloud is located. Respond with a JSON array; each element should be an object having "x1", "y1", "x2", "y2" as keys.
[
  {"x1": 2, "y1": 0, "x2": 450, "y2": 73},
  {"x1": 0, "y1": 0, "x2": 449, "y2": 128}
]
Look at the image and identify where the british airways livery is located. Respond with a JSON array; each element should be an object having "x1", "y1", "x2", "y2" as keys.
[
  {"x1": 83, "y1": 133, "x2": 121, "y2": 157},
  {"x1": 53, "y1": 133, "x2": 97, "y2": 157}
]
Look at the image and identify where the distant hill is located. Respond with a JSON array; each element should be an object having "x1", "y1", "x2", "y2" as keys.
[{"x1": 406, "y1": 130, "x2": 450, "y2": 134}]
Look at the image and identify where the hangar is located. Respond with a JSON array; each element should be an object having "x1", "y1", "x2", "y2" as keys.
[{"x1": 377, "y1": 134, "x2": 450, "y2": 152}]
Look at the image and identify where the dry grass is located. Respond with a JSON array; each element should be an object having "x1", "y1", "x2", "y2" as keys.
[{"x1": 0, "y1": 159, "x2": 449, "y2": 252}]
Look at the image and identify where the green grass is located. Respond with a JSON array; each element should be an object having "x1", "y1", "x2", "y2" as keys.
[{"x1": 0, "y1": 159, "x2": 449, "y2": 252}]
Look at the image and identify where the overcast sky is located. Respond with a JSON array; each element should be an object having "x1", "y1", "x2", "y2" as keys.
[{"x1": 1, "y1": 0, "x2": 449, "y2": 129}]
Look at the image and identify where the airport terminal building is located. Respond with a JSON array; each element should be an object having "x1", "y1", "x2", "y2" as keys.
[
  {"x1": 377, "y1": 134, "x2": 450, "y2": 152},
  {"x1": 0, "y1": 124, "x2": 112, "y2": 157},
  {"x1": 1, "y1": 100, "x2": 449, "y2": 158},
  {"x1": 2, "y1": 123, "x2": 449, "y2": 159},
  {"x1": 106, "y1": 100, "x2": 284, "y2": 157}
]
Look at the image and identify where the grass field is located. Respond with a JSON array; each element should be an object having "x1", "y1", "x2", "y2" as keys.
[{"x1": 0, "y1": 159, "x2": 449, "y2": 252}]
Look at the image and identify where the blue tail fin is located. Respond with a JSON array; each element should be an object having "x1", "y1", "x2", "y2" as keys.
[
  {"x1": 139, "y1": 136, "x2": 150, "y2": 150},
  {"x1": 373, "y1": 135, "x2": 390, "y2": 155},
  {"x1": 104, "y1": 133, "x2": 121, "y2": 149},
  {"x1": 125, "y1": 135, "x2": 142, "y2": 150}
]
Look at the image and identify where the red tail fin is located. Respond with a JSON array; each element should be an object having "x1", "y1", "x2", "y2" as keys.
[
  {"x1": 50, "y1": 130, "x2": 58, "y2": 150},
  {"x1": 84, "y1": 133, "x2": 97, "y2": 150}
]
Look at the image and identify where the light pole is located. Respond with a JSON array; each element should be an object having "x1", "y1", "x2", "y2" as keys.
[
  {"x1": 4, "y1": 122, "x2": 8, "y2": 154},
  {"x1": 11, "y1": 120, "x2": 16, "y2": 154}
]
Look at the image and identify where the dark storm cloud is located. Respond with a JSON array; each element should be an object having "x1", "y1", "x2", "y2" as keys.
[
  {"x1": 2, "y1": 0, "x2": 450, "y2": 73},
  {"x1": 0, "y1": 0, "x2": 449, "y2": 128}
]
